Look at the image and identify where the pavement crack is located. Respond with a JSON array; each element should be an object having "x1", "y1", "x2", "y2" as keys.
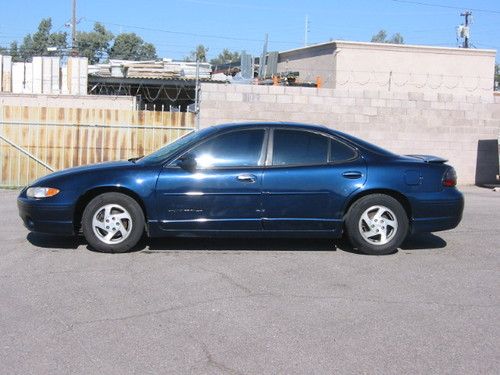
[
  {"x1": 195, "y1": 265, "x2": 253, "y2": 294},
  {"x1": 71, "y1": 293, "x2": 271, "y2": 326},
  {"x1": 197, "y1": 338, "x2": 244, "y2": 375}
]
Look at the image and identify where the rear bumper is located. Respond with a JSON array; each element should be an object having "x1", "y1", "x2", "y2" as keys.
[
  {"x1": 410, "y1": 189, "x2": 464, "y2": 233},
  {"x1": 17, "y1": 198, "x2": 75, "y2": 235}
]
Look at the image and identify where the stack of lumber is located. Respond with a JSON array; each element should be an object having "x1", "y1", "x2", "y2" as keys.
[{"x1": 89, "y1": 59, "x2": 212, "y2": 79}]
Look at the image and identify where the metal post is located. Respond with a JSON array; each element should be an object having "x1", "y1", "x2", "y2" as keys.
[
  {"x1": 194, "y1": 58, "x2": 200, "y2": 129},
  {"x1": 71, "y1": 0, "x2": 78, "y2": 56}
]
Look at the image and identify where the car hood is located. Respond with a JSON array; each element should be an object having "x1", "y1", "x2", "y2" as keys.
[{"x1": 31, "y1": 160, "x2": 134, "y2": 186}]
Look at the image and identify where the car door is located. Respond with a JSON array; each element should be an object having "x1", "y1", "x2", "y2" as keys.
[
  {"x1": 262, "y1": 128, "x2": 366, "y2": 233},
  {"x1": 155, "y1": 128, "x2": 267, "y2": 231}
]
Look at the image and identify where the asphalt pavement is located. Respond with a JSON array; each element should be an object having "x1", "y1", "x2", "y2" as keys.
[{"x1": 0, "y1": 186, "x2": 498, "y2": 374}]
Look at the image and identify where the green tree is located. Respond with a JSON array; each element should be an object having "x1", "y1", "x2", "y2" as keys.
[
  {"x1": 210, "y1": 49, "x2": 240, "y2": 65},
  {"x1": 19, "y1": 18, "x2": 68, "y2": 60},
  {"x1": 371, "y1": 30, "x2": 387, "y2": 43},
  {"x1": 77, "y1": 22, "x2": 114, "y2": 64},
  {"x1": 371, "y1": 29, "x2": 404, "y2": 44},
  {"x1": 108, "y1": 33, "x2": 157, "y2": 60},
  {"x1": 9, "y1": 41, "x2": 20, "y2": 62},
  {"x1": 186, "y1": 44, "x2": 208, "y2": 62}
]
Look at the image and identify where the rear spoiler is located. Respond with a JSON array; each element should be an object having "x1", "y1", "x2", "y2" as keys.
[{"x1": 405, "y1": 154, "x2": 448, "y2": 164}]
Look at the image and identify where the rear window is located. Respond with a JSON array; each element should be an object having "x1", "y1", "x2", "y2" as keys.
[{"x1": 330, "y1": 138, "x2": 357, "y2": 162}]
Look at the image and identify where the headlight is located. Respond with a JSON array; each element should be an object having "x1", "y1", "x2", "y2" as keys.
[{"x1": 26, "y1": 187, "x2": 60, "y2": 199}]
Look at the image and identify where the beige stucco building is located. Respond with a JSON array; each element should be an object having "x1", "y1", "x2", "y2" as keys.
[{"x1": 277, "y1": 41, "x2": 496, "y2": 95}]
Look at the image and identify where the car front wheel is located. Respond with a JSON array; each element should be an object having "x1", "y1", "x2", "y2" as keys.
[
  {"x1": 82, "y1": 192, "x2": 145, "y2": 253},
  {"x1": 345, "y1": 194, "x2": 409, "y2": 255}
]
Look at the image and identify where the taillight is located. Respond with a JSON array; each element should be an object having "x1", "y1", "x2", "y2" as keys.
[{"x1": 442, "y1": 167, "x2": 457, "y2": 187}]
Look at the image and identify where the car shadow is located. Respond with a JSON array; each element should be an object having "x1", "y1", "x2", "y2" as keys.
[
  {"x1": 27, "y1": 232, "x2": 447, "y2": 255},
  {"x1": 27, "y1": 232, "x2": 86, "y2": 250}
]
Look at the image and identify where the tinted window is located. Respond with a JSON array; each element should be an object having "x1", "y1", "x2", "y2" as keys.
[
  {"x1": 330, "y1": 138, "x2": 356, "y2": 162},
  {"x1": 189, "y1": 129, "x2": 265, "y2": 168},
  {"x1": 272, "y1": 130, "x2": 329, "y2": 166}
]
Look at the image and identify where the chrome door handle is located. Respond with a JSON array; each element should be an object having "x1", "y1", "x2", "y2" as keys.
[
  {"x1": 342, "y1": 171, "x2": 363, "y2": 179},
  {"x1": 237, "y1": 174, "x2": 257, "y2": 183}
]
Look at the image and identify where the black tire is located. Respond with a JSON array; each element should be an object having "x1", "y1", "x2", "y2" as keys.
[
  {"x1": 81, "y1": 192, "x2": 145, "y2": 253},
  {"x1": 345, "y1": 194, "x2": 409, "y2": 255}
]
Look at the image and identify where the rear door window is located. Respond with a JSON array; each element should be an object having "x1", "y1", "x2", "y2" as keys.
[{"x1": 272, "y1": 129, "x2": 329, "y2": 166}]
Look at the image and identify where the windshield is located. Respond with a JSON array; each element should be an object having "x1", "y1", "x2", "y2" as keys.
[{"x1": 140, "y1": 128, "x2": 209, "y2": 164}]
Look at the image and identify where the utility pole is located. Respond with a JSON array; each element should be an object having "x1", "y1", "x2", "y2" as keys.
[
  {"x1": 71, "y1": 0, "x2": 78, "y2": 56},
  {"x1": 304, "y1": 15, "x2": 309, "y2": 47},
  {"x1": 460, "y1": 11, "x2": 472, "y2": 48}
]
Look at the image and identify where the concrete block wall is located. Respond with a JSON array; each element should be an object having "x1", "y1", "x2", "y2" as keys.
[{"x1": 199, "y1": 83, "x2": 500, "y2": 185}]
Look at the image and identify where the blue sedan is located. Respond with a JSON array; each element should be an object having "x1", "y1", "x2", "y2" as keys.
[{"x1": 17, "y1": 122, "x2": 463, "y2": 255}]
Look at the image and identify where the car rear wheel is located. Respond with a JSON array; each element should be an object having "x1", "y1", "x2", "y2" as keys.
[
  {"x1": 345, "y1": 194, "x2": 409, "y2": 255},
  {"x1": 82, "y1": 192, "x2": 145, "y2": 253}
]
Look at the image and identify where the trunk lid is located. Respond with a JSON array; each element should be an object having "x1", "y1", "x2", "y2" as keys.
[{"x1": 405, "y1": 154, "x2": 448, "y2": 164}]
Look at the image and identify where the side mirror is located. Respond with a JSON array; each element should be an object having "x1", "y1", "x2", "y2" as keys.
[{"x1": 176, "y1": 154, "x2": 197, "y2": 172}]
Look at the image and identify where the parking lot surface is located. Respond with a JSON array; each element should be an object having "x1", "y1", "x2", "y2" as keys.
[{"x1": 0, "y1": 187, "x2": 498, "y2": 374}]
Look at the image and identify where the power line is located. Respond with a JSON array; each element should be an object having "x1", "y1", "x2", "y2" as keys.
[
  {"x1": 391, "y1": 0, "x2": 500, "y2": 15},
  {"x1": 84, "y1": 19, "x2": 301, "y2": 45}
]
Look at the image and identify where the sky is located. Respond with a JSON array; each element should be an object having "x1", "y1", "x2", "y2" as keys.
[{"x1": 0, "y1": 0, "x2": 498, "y2": 61}]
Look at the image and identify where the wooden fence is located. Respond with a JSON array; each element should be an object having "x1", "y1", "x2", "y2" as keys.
[{"x1": 0, "y1": 105, "x2": 195, "y2": 187}]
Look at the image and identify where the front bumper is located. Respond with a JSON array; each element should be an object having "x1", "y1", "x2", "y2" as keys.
[
  {"x1": 17, "y1": 198, "x2": 75, "y2": 235},
  {"x1": 410, "y1": 189, "x2": 464, "y2": 233}
]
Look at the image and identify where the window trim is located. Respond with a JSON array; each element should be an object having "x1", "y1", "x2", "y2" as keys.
[
  {"x1": 266, "y1": 128, "x2": 359, "y2": 168},
  {"x1": 168, "y1": 127, "x2": 268, "y2": 170}
]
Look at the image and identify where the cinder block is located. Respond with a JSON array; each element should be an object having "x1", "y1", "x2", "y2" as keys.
[
  {"x1": 276, "y1": 95, "x2": 293, "y2": 104},
  {"x1": 207, "y1": 92, "x2": 226, "y2": 101},
  {"x1": 415, "y1": 101, "x2": 431, "y2": 109},
  {"x1": 391, "y1": 92, "x2": 409, "y2": 101},
  {"x1": 318, "y1": 88, "x2": 334, "y2": 97},
  {"x1": 465, "y1": 95, "x2": 481, "y2": 104},
  {"x1": 339, "y1": 97, "x2": 355, "y2": 106},
  {"x1": 309, "y1": 96, "x2": 324, "y2": 105},
  {"x1": 438, "y1": 93, "x2": 454, "y2": 102},
  {"x1": 479, "y1": 95, "x2": 494, "y2": 104},
  {"x1": 242, "y1": 93, "x2": 260, "y2": 102},
  {"x1": 301, "y1": 87, "x2": 317, "y2": 96},
  {"x1": 445, "y1": 102, "x2": 461, "y2": 111},
  {"x1": 269, "y1": 86, "x2": 285, "y2": 95},
  {"x1": 354, "y1": 114, "x2": 370, "y2": 123},
  {"x1": 292, "y1": 95, "x2": 308, "y2": 104},
  {"x1": 408, "y1": 92, "x2": 424, "y2": 101},
  {"x1": 284, "y1": 86, "x2": 302, "y2": 95},
  {"x1": 340, "y1": 113, "x2": 355, "y2": 123},
  {"x1": 377, "y1": 90, "x2": 392, "y2": 100},
  {"x1": 360, "y1": 106, "x2": 378, "y2": 116},
  {"x1": 259, "y1": 94, "x2": 276, "y2": 103},
  {"x1": 401, "y1": 101, "x2": 417, "y2": 109},
  {"x1": 364, "y1": 90, "x2": 380, "y2": 99},
  {"x1": 371, "y1": 99, "x2": 386, "y2": 107},
  {"x1": 347, "y1": 89, "x2": 364, "y2": 98},
  {"x1": 332, "y1": 89, "x2": 349, "y2": 98},
  {"x1": 423, "y1": 92, "x2": 438, "y2": 102},
  {"x1": 225, "y1": 92, "x2": 243, "y2": 102}
]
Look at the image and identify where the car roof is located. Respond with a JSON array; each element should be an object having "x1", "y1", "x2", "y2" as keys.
[{"x1": 207, "y1": 121, "x2": 332, "y2": 134}]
